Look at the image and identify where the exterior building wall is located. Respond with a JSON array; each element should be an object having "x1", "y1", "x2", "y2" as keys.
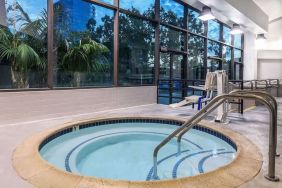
[{"x1": 0, "y1": 0, "x2": 6, "y2": 27}]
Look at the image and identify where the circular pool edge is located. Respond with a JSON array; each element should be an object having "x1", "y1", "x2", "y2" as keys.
[{"x1": 12, "y1": 116, "x2": 262, "y2": 188}]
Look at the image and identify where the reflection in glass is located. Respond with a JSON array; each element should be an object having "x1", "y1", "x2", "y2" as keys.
[
  {"x1": 172, "y1": 55, "x2": 182, "y2": 79},
  {"x1": 235, "y1": 63, "x2": 242, "y2": 80},
  {"x1": 159, "y1": 53, "x2": 182, "y2": 80},
  {"x1": 120, "y1": 0, "x2": 155, "y2": 18},
  {"x1": 207, "y1": 59, "x2": 220, "y2": 72},
  {"x1": 0, "y1": 0, "x2": 47, "y2": 89},
  {"x1": 223, "y1": 46, "x2": 232, "y2": 77},
  {"x1": 53, "y1": 2, "x2": 114, "y2": 87},
  {"x1": 188, "y1": 34, "x2": 204, "y2": 80},
  {"x1": 160, "y1": 0, "x2": 184, "y2": 27},
  {"x1": 234, "y1": 49, "x2": 242, "y2": 62},
  {"x1": 97, "y1": 0, "x2": 114, "y2": 5},
  {"x1": 223, "y1": 26, "x2": 231, "y2": 45},
  {"x1": 119, "y1": 14, "x2": 155, "y2": 86},
  {"x1": 160, "y1": 53, "x2": 170, "y2": 80},
  {"x1": 208, "y1": 20, "x2": 220, "y2": 40},
  {"x1": 234, "y1": 34, "x2": 242, "y2": 49},
  {"x1": 188, "y1": 9, "x2": 204, "y2": 35},
  {"x1": 160, "y1": 26, "x2": 184, "y2": 51},
  {"x1": 208, "y1": 40, "x2": 220, "y2": 57}
]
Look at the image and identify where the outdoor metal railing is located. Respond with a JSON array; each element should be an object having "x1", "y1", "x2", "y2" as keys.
[{"x1": 153, "y1": 91, "x2": 279, "y2": 182}]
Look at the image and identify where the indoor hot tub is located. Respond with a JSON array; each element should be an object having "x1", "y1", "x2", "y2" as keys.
[{"x1": 13, "y1": 117, "x2": 262, "y2": 188}]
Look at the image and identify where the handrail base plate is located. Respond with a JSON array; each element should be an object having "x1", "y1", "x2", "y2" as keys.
[{"x1": 264, "y1": 175, "x2": 280, "y2": 182}]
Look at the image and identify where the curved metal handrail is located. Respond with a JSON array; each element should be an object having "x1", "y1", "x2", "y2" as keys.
[
  {"x1": 230, "y1": 90, "x2": 277, "y2": 112},
  {"x1": 177, "y1": 91, "x2": 277, "y2": 143},
  {"x1": 152, "y1": 92, "x2": 279, "y2": 181},
  {"x1": 177, "y1": 91, "x2": 279, "y2": 178},
  {"x1": 177, "y1": 90, "x2": 279, "y2": 157}
]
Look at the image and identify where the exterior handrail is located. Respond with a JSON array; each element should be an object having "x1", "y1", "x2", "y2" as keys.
[{"x1": 152, "y1": 92, "x2": 279, "y2": 182}]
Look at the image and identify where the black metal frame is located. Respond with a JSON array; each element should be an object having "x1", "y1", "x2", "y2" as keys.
[{"x1": 0, "y1": 0, "x2": 244, "y2": 91}]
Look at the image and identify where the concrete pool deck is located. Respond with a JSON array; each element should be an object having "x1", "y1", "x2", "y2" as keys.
[{"x1": 0, "y1": 91, "x2": 281, "y2": 187}]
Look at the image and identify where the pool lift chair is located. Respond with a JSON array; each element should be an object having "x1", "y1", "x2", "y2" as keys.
[
  {"x1": 169, "y1": 70, "x2": 230, "y2": 123},
  {"x1": 169, "y1": 71, "x2": 217, "y2": 110}
]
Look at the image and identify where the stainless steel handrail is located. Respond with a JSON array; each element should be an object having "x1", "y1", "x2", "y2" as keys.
[
  {"x1": 177, "y1": 91, "x2": 277, "y2": 145},
  {"x1": 152, "y1": 92, "x2": 279, "y2": 181},
  {"x1": 230, "y1": 90, "x2": 279, "y2": 158},
  {"x1": 177, "y1": 91, "x2": 280, "y2": 180}
]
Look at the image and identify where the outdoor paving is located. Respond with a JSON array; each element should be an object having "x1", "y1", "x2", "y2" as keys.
[{"x1": 0, "y1": 93, "x2": 281, "y2": 187}]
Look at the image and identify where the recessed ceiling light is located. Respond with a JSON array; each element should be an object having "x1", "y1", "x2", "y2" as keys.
[
  {"x1": 230, "y1": 24, "x2": 243, "y2": 35},
  {"x1": 198, "y1": 6, "x2": 215, "y2": 21}
]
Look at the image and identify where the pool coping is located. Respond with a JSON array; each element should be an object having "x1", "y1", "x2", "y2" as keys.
[{"x1": 12, "y1": 115, "x2": 263, "y2": 188}]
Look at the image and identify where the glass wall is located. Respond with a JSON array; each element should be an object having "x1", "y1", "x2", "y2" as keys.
[
  {"x1": 0, "y1": 0, "x2": 47, "y2": 89},
  {"x1": 187, "y1": 34, "x2": 204, "y2": 80},
  {"x1": 223, "y1": 45, "x2": 232, "y2": 76},
  {"x1": 119, "y1": 14, "x2": 155, "y2": 86},
  {"x1": 53, "y1": 1, "x2": 113, "y2": 87},
  {"x1": 208, "y1": 20, "x2": 220, "y2": 40},
  {"x1": 160, "y1": 26, "x2": 184, "y2": 51},
  {"x1": 0, "y1": 0, "x2": 244, "y2": 90},
  {"x1": 160, "y1": 0, "x2": 184, "y2": 28},
  {"x1": 188, "y1": 8, "x2": 204, "y2": 35},
  {"x1": 223, "y1": 26, "x2": 231, "y2": 45},
  {"x1": 120, "y1": 0, "x2": 155, "y2": 18}
]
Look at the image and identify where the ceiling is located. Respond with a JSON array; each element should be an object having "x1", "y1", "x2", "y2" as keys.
[{"x1": 253, "y1": 0, "x2": 282, "y2": 21}]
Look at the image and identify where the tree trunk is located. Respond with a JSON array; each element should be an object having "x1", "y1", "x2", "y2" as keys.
[
  {"x1": 11, "y1": 67, "x2": 29, "y2": 88},
  {"x1": 73, "y1": 72, "x2": 81, "y2": 87}
]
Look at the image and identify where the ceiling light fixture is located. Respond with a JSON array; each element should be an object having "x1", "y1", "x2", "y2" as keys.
[
  {"x1": 198, "y1": 6, "x2": 215, "y2": 21},
  {"x1": 230, "y1": 24, "x2": 243, "y2": 35},
  {"x1": 256, "y1": 33, "x2": 267, "y2": 41}
]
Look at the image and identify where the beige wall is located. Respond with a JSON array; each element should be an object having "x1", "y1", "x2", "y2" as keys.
[
  {"x1": 257, "y1": 50, "x2": 282, "y2": 80},
  {"x1": 0, "y1": 86, "x2": 157, "y2": 125},
  {"x1": 258, "y1": 59, "x2": 282, "y2": 80}
]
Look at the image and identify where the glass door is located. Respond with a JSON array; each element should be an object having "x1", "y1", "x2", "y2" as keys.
[
  {"x1": 160, "y1": 52, "x2": 183, "y2": 80},
  {"x1": 159, "y1": 51, "x2": 184, "y2": 104}
]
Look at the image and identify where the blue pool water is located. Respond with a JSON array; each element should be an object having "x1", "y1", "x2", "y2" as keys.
[{"x1": 40, "y1": 122, "x2": 236, "y2": 181}]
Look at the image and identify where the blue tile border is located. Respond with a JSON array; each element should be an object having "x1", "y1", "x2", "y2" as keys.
[{"x1": 39, "y1": 118, "x2": 237, "y2": 153}]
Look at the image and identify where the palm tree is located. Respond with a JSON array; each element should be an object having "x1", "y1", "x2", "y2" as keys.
[
  {"x1": 61, "y1": 38, "x2": 109, "y2": 87},
  {"x1": 21, "y1": 9, "x2": 47, "y2": 40},
  {"x1": 0, "y1": 27, "x2": 44, "y2": 88}
]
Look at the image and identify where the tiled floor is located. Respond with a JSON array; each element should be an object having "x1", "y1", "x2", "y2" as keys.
[{"x1": 0, "y1": 96, "x2": 281, "y2": 187}]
